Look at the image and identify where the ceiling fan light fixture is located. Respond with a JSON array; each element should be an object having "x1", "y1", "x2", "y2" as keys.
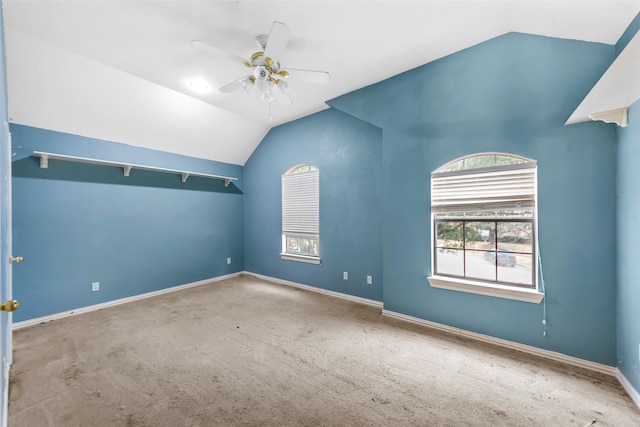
[
  {"x1": 240, "y1": 76, "x2": 254, "y2": 91},
  {"x1": 275, "y1": 79, "x2": 288, "y2": 94},
  {"x1": 256, "y1": 78, "x2": 270, "y2": 92},
  {"x1": 260, "y1": 90, "x2": 275, "y2": 102}
]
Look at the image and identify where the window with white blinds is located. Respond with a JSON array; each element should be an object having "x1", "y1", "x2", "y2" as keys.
[
  {"x1": 281, "y1": 165, "x2": 320, "y2": 263},
  {"x1": 431, "y1": 162, "x2": 536, "y2": 213},
  {"x1": 430, "y1": 154, "x2": 538, "y2": 290}
]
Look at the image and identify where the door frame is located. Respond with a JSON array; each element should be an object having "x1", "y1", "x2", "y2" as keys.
[
  {"x1": 0, "y1": 123, "x2": 11, "y2": 427},
  {"x1": 0, "y1": 2, "x2": 11, "y2": 423}
]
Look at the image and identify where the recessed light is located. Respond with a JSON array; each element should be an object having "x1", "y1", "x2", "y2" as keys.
[{"x1": 187, "y1": 78, "x2": 210, "y2": 94}]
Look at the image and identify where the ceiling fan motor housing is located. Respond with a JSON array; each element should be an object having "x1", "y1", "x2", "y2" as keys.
[{"x1": 254, "y1": 65, "x2": 269, "y2": 82}]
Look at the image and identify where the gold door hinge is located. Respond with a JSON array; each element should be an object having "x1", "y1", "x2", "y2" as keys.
[{"x1": 10, "y1": 256, "x2": 23, "y2": 264}]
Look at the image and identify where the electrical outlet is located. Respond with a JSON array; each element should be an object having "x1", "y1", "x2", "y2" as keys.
[
  {"x1": 367, "y1": 275, "x2": 372, "y2": 285},
  {"x1": 92, "y1": 282, "x2": 100, "y2": 292},
  {"x1": 343, "y1": 272, "x2": 348, "y2": 280},
  {"x1": 227, "y1": 257, "x2": 232, "y2": 265}
]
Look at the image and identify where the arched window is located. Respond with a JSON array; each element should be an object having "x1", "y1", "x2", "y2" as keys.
[
  {"x1": 281, "y1": 164, "x2": 320, "y2": 264},
  {"x1": 430, "y1": 153, "x2": 537, "y2": 291}
]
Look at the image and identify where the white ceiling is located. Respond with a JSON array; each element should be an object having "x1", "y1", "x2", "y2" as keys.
[
  {"x1": 566, "y1": 29, "x2": 640, "y2": 125},
  {"x1": 3, "y1": 1, "x2": 640, "y2": 165}
]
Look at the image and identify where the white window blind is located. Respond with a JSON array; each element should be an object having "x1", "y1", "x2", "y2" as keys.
[
  {"x1": 431, "y1": 162, "x2": 536, "y2": 213},
  {"x1": 282, "y1": 171, "x2": 319, "y2": 234}
]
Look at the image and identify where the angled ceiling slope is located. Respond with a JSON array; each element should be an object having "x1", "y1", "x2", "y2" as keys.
[{"x1": 3, "y1": 1, "x2": 640, "y2": 165}]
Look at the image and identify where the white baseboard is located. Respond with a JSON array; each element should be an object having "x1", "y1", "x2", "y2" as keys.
[
  {"x1": 12, "y1": 272, "x2": 242, "y2": 330},
  {"x1": 617, "y1": 369, "x2": 640, "y2": 411},
  {"x1": 242, "y1": 271, "x2": 383, "y2": 308},
  {"x1": 382, "y1": 309, "x2": 617, "y2": 377}
]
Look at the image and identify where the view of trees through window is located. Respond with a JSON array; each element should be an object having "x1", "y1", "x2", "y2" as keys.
[
  {"x1": 285, "y1": 233, "x2": 319, "y2": 257},
  {"x1": 435, "y1": 218, "x2": 534, "y2": 286},
  {"x1": 439, "y1": 154, "x2": 528, "y2": 172},
  {"x1": 286, "y1": 164, "x2": 318, "y2": 174}
]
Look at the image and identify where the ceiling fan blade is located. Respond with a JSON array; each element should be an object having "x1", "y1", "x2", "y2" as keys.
[
  {"x1": 192, "y1": 40, "x2": 248, "y2": 65},
  {"x1": 219, "y1": 76, "x2": 252, "y2": 93},
  {"x1": 285, "y1": 68, "x2": 331, "y2": 84},
  {"x1": 263, "y1": 21, "x2": 291, "y2": 61}
]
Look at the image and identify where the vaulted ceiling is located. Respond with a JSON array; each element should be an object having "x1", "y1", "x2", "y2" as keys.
[{"x1": 4, "y1": 1, "x2": 639, "y2": 165}]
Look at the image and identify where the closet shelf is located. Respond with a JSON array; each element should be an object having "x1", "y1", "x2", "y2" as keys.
[{"x1": 32, "y1": 151, "x2": 238, "y2": 187}]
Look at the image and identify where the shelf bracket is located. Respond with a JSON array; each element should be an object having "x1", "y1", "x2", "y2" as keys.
[
  {"x1": 181, "y1": 173, "x2": 190, "y2": 183},
  {"x1": 589, "y1": 107, "x2": 628, "y2": 127},
  {"x1": 123, "y1": 166, "x2": 132, "y2": 177},
  {"x1": 39, "y1": 155, "x2": 49, "y2": 169},
  {"x1": 224, "y1": 179, "x2": 232, "y2": 187}
]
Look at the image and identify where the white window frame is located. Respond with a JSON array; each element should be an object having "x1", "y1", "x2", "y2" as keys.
[
  {"x1": 427, "y1": 153, "x2": 544, "y2": 303},
  {"x1": 280, "y1": 164, "x2": 321, "y2": 264}
]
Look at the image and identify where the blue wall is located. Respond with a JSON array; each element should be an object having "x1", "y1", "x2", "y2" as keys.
[
  {"x1": 616, "y1": 9, "x2": 640, "y2": 396},
  {"x1": 323, "y1": 33, "x2": 618, "y2": 365},
  {"x1": 617, "y1": 100, "x2": 640, "y2": 390},
  {"x1": 10, "y1": 124, "x2": 244, "y2": 322},
  {"x1": 244, "y1": 108, "x2": 383, "y2": 302}
]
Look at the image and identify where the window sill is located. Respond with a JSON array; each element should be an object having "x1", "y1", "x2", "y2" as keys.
[
  {"x1": 280, "y1": 253, "x2": 321, "y2": 265},
  {"x1": 427, "y1": 275, "x2": 544, "y2": 304}
]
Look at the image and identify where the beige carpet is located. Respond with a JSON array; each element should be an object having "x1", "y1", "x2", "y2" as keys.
[{"x1": 8, "y1": 275, "x2": 640, "y2": 426}]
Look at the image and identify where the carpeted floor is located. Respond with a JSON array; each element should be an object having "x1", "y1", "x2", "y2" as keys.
[{"x1": 8, "y1": 275, "x2": 640, "y2": 426}]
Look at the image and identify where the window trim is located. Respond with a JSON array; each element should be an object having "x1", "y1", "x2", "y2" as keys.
[
  {"x1": 280, "y1": 253, "x2": 322, "y2": 264},
  {"x1": 427, "y1": 275, "x2": 544, "y2": 303}
]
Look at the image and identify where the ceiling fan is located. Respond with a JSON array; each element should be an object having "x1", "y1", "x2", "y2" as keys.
[{"x1": 192, "y1": 21, "x2": 330, "y2": 108}]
